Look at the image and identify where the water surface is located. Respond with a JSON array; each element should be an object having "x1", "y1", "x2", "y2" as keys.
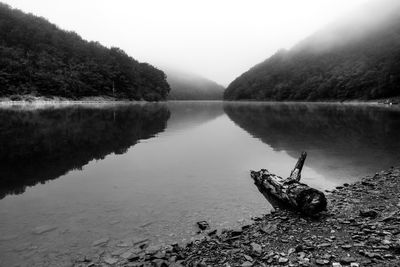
[{"x1": 1, "y1": 101, "x2": 400, "y2": 266}]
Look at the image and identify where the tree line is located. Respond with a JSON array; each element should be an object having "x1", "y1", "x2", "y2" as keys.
[
  {"x1": 224, "y1": 6, "x2": 400, "y2": 101},
  {"x1": 0, "y1": 3, "x2": 170, "y2": 101}
]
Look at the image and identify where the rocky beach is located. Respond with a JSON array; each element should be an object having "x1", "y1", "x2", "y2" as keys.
[{"x1": 71, "y1": 167, "x2": 400, "y2": 267}]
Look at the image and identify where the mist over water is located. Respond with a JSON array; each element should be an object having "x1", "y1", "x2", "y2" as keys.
[{"x1": 1, "y1": 102, "x2": 400, "y2": 266}]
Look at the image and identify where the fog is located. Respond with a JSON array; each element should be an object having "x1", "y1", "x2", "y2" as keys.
[
  {"x1": 4, "y1": 0, "x2": 374, "y2": 85},
  {"x1": 293, "y1": 0, "x2": 400, "y2": 53}
]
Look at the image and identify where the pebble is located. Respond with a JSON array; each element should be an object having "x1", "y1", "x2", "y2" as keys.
[
  {"x1": 315, "y1": 259, "x2": 329, "y2": 265},
  {"x1": 241, "y1": 261, "x2": 253, "y2": 267},
  {"x1": 278, "y1": 257, "x2": 288, "y2": 263},
  {"x1": 340, "y1": 256, "x2": 356, "y2": 264},
  {"x1": 243, "y1": 254, "x2": 253, "y2": 262},
  {"x1": 341, "y1": 244, "x2": 352, "y2": 250},
  {"x1": 250, "y1": 242, "x2": 262, "y2": 254}
]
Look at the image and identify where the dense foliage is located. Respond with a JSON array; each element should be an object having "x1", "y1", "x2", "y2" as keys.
[
  {"x1": 0, "y1": 3, "x2": 170, "y2": 100},
  {"x1": 224, "y1": 2, "x2": 400, "y2": 101},
  {"x1": 165, "y1": 69, "x2": 225, "y2": 100}
]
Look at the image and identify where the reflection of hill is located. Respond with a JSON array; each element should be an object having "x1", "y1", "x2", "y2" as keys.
[
  {"x1": 166, "y1": 101, "x2": 224, "y2": 131},
  {"x1": 0, "y1": 104, "x2": 170, "y2": 199},
  {"x1": 224, "y1": 103, "x2": 400, "y2": 180}
]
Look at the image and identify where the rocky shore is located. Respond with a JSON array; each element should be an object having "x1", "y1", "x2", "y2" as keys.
[{"x1": 74, "y1": 167, "x2": 400, "y2": 267}]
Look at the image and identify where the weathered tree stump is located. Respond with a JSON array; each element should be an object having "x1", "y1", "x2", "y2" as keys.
[{"x1": 251, "y1": 152, "x2": 327, "y2": 215}]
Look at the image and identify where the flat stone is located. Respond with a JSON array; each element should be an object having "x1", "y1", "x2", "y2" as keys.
[
  {"x1": 341, "y1": 244, "x2": 352, "y2": 250},
  {"x1": 133, "y1": 238, "x2": 149, "y2": 246},
  {"x1": 120, "y1": 251, "x2": 133, "y2": 259},
  {"x1": 318, "y1": 243, "x2": 331, "y2": 248},
  {"x1": 103, "y1": 256, "x2": 118, "y2": 265},
  {"x1": 278, "y1": 257, "x2": 288, "y2": 263},
  {"x1": 260, "y1": 223, "x2": 277, "y2": 234},
  {"x1": 32, "y1": 225, "x2": 57, "y2": 235},
  {"x1": 250, "y1": 242, "x2": 262, "y2": 254},
  {"x1": 116, "y1": 241, "x2": 132, "y2": 247},
  {"x1": 92, "y1": 237, "x2": 109, "y2": 247},
  {"x1": 340, "y1": 257, "x2": 356, "y2": 264},
  {"x1": 243, "y1": 254, "x2": 253, "y2": 262},
  {"x1": 146, "y1": 245, "x2": 161, "y2": 254},
  {"x1": 315, "y1": 259, "x2": 329, "y2": 265},
  {"x1": 111, "y1": 248, "x2": 126, "y2": 256},
  {"x1": 241, "y1": 261, "x2": 253, "y2": 267},
  {"x1": 127, "y1": 253, "x2": 141, "y2": 262}
]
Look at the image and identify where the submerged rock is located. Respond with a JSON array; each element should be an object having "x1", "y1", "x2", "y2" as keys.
[
  {"x1": 92, "y1": 237, "x2": 109, "y2": 247},
  {"x1": 103, "y1": 256, "x2": 118, "y2": 265},
  {"x1": 196, "y1": 221, "x2": 209, "y2": 231},
  {"x1": 32, "y1": 225, "x2": 57, "y2": 235}
]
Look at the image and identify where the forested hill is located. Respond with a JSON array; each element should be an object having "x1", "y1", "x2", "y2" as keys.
[
  {"x1": 165, "y1": 69, "x2": 225, "y2": 100},
  {"x1": 224, "y1": 0, "x2": 400, "y2": 101},
  {"x1": 0, "y1": 3, "x2": 170, "y2": 101}
]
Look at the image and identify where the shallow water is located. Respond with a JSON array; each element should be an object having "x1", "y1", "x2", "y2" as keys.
[{"x1": 0, "y1": 101, "x2": 400, "y2": 266}]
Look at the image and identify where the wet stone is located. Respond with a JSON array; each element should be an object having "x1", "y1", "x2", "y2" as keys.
[
  {"x1": 341, "y1": 244, "x2": 352, "y2": 250},
  {"x1": 278, "y1": 257, "x2": 288, "y2": 263},
  {"x1": 315, "y1": 259, "x2": 329, "y2": 265},
  {"x1": 340, "y1": 256, "x2": 356, "y2": 264},
  {"x1": 241, "y1": 261, "x2": 253, "y2": 267},
  {"x1": 243, "y1": 254, "x2": 253, "y2": 262}
]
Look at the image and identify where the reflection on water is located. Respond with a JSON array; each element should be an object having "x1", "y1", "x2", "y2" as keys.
[
  {"x1": 0, "y1": 104, "x2": 170, "y2": 199},
  {"x1": 1, "y1": 101, "x2": 400, "y2": 267},
  {"x1": 167, "y1": 101, "x2": 224, "y2": 132},
  {"x1": 224, "y1": 102, "x2": 400, "y2": 184}
]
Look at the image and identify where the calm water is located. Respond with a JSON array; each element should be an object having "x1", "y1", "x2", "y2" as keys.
[{"x1": 1, "y1": 101, "x2": 400, "y2": 266}]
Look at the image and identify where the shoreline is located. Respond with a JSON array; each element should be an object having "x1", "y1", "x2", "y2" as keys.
[
  {"x1": 0, "y1": 98, "x2": 399, "y2": 106},
  {"x1": 72, "y1": 167, "x2": 400, "y2": 266}
]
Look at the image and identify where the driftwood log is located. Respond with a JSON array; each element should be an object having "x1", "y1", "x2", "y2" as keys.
[{"x1": 251, "y1": 152, "x2": 327, "y2": 215}]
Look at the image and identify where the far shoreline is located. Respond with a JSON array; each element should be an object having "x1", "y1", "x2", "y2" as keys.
[{"x1": 1, "y1": 95, "x2": 399, "y2": 108}]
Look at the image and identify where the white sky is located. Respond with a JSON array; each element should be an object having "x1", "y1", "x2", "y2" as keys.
[{"x1": 4, "y1": 0, "x2": 371, "y2": 86}]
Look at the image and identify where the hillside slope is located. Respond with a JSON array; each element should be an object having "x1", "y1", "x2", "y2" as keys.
[
  {"x1": 165, "y1": 69, "x2": 224, "y2": 100},
  {"x1": 0, "y1": 3, "x2": 170, "y2": 101},
  {"x1": 224, "y1": 0, "x2": 400, "y2": 101}
]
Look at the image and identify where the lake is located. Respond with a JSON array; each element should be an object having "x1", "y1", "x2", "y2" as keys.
[{"x1": 1, "y1": 101, "x2": 400, "y2": 266}]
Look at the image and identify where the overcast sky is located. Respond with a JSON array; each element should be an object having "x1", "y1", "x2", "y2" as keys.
[{"x1": 4, "y1": 0, "x2": 371, "y2": 86}]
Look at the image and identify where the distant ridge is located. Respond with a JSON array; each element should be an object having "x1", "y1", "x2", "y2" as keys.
[
  {"x1": 165, "y1": 69, "x2": 225, "y2": 100},
  {"x1": 224, "y1": 0, "x2": 400, "y2": 101},
  {"x1": 0, "y1": 3, "x2": 170, "y2": 101}
]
